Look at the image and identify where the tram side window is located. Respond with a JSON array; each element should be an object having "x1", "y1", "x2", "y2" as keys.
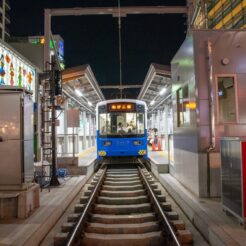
[
  {"x1": 99, "y1": 114, "x2": 109, "y2": 135},
  {"x1": 218, "y1": 76, "x2": 236, "y2": 123},
  {"x1": 177, "y1": 85, "x2": 189, "y2": 127}
]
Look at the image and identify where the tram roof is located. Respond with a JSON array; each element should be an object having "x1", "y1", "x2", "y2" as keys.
[
  {"x1": 137, "y1": 63, "x2": 171, "y2": 112},
  {"x1": 62, "y1": 65, "x2": 105, "y2": 114}
]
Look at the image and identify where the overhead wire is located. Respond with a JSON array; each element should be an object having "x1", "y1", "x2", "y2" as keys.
[{"x1": 117, "y1": 0, "x2": 123, "y2": 98}]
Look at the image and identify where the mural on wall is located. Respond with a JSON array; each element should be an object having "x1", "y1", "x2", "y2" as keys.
[{"x1": 0, "y1": 43, "x2": 36, "y2": 93}]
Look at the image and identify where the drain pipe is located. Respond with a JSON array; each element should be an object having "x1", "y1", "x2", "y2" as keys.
[{"x1": 206, "y1": 40, "x2": 215, "y2": 197}]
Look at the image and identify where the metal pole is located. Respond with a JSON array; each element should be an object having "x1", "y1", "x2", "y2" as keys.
[
  {"x1": 50, "y1": 58, "x2": 59, "y2": 186},
  {"x1": 44, "y1": 9, "x2": 51, "y2": 69},
  {"x1": 206, "y1": 40, "x2": 215, "y2": 197},
  {"x1": 117, "y1": 0, "x2": 123, "y2": 98}
]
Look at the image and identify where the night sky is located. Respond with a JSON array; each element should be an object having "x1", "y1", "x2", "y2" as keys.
[{"x1": 10, "y1": 0, "x2": 186, "y2": 98}]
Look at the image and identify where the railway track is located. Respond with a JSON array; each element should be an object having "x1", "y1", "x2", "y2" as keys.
[{"x1": 54, "y1": 164, "x2": 193, "y2": 246}]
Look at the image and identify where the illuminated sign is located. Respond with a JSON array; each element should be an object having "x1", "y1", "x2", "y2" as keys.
[
  {"x1": 185, "y1": 102, "x2": 196, "y2": 110},
  {"x1": 0, "y1": 42, "x2": 36, "y2": 95},
  {"x1": 108, "y1": 103, "x2": 135, "y2": 111},
  {"x1": 29, "y1": 35, "x2": 65, "y2": 69}
]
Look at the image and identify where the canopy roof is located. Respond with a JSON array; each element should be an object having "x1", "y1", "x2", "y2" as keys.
[
  {"x1": 138, "y1": 63, "x2": 171, "y2": 112},
  {"x1": 62, "y1": 65, "x2": 105, "y2": 114}
]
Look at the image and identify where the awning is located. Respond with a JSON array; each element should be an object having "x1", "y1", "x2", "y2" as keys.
[
  {"x1": 138, "y1": 63, "x2": 171, "y2": 112},
  {"x1": 62, "y1": 65, "x2": 105, "y2": 114}
]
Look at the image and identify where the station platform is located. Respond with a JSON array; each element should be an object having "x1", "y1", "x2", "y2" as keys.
[
  {"x1": 0, "y1": 147, "x2": 97, "y2": 246},
  {"x1": 148, "y1": 149, "x2": 246, "y2": 246},
  {"x1": 57, "y1": 147, "x2": 97, "y2": 176},
  {"x1": 148, "y1": 149, "x2": 169, "y2": 177}
]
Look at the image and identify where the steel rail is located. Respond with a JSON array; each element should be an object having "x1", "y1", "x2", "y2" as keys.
[
  {"x1": 138, "y1": 166, "x2": 181, "y2": 246},
  {"x1": 66, "y1": 167, "x2": 107, "y2": 246}
]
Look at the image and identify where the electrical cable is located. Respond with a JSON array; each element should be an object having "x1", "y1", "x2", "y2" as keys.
[{"x1": 118, "y1": 0, "x2": 122, "y2": 98}]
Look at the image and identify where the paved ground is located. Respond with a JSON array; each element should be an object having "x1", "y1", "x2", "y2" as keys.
[
  {"x1": 0, "y1": 147, "x2": 96, "y2": 246},
  {"x1": 0, "y1": 176, "x2": 87, "y2": 246},
  {"x1": 148, "y1": 149, "x2": 169, "y2": 164},
  {"x1": 148, "y1": 148, "x2": 246, "y2": 245}
]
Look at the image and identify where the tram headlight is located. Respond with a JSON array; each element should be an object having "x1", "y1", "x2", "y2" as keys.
[
  {"x1": 98, "y1": 151, "x2": 107, "y2": 156},
  {"x1": 103, "y1": 141, "x2": 112, "y2": 146},
  {"x1": 133, "y1": 140, "x2": 142, "y2": 146},
  {"x1": 138, "y1": 150, "x2": 146, "y2": 155}
]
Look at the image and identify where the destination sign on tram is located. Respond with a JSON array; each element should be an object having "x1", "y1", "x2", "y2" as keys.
[{"x1": 108, "y1": 103, "x2": 135, "y2": 111}]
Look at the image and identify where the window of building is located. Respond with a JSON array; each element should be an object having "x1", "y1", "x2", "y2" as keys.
[
  {"x1": 217, "y1": 76, "x2": 237, "y2": 123},
  {"x1": 177, "y1": 85, "x2": 189, "y2": 127},
  {"x1": 4, "y1": 32, "x2": 9, "y2": 42}
]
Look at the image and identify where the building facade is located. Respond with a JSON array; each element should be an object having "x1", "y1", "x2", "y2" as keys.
[
  {"x1": 0, "y1": 0, "x2": 10, "y2": 41},
  {"x1": 192, "y1": 0, "x2": 246, "y2": 29},
  {"x1": 171, "y1": 29, "x2": 246, "y2": 197},
  {"x1": 10, "y1": 35, "x2": 65, "y2": 71}
]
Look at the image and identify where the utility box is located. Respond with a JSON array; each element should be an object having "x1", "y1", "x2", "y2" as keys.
[
  {"x1": 0, "y1": 87, "x2": 39, "y2": 219},
  {"x1": 0, "y1": 87, "x2": 33, "y2": 186},
  {"x1": 220, "y1": 137, "x2": 246, "y2": 225}
]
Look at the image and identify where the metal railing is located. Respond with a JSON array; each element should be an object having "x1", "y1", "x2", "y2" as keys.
[
  {"x1": 57, "y1": 134, "x2": 79, "y2": 156},
  {"x1": 138, "y1": 166, "x2": 181, "y2": 246},
  {"x1": 66, "y1": 167, "x2": 107, "y2": 245},
  {"x1": 57, "y1": 134, "x2": 96, "y2": 156}
]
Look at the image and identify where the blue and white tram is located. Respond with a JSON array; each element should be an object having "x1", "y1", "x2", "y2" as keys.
[{"x1": 96, "y1": 99, "x2": 148, "y2": 160}]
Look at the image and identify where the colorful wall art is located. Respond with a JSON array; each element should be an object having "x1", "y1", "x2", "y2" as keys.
[{"x1": 0, "y1": 42, "x2": 36, "y2": 94}]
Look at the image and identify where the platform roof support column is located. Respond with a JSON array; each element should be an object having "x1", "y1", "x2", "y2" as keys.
[
  {"x1": 93, "y1": 116, "x2": 96, "y2": 146},
  {"x1": 64, "y1": 101, "x2": 68, "y2": 155},
  {"x1": 157, "y1": 110, "x2": 161, "y2": 134},
  {"x1": 88, "y1": 114, "x2": 92, "y2": 148},
  {"x1": 154, "y1": 113, "x2": 158, "y2": 130},
  {"x1": 164, "y1": 106, "x2": 169, "y2": 152},
  {"x1": 75, "y1": 125, "x2": 79, "y2": 154},
  {"x1": 151, "y1": 113, "x2": 155, "y2": 129},
  {"x1": 82, "y1": 111, "x2": 87, "y2": 150}
]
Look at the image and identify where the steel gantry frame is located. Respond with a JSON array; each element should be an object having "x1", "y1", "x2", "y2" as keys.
[
  {"x1": 44, "y1": 5, "x2": 189, "y2": 69},
  {"x1": 42, "y1": 4, "x2": 189, "y2": 187}
]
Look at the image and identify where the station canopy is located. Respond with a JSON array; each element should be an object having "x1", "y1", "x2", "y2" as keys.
[
  {"x1": 62, "y1": 65, "x2": 105, "y2": 114},
  {"x1": 138, "y1": 63, "x2": 171, "y2": 113}
]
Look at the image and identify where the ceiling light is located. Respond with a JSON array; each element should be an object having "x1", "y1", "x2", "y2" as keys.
[
  {"x1": 150, "y1": 100, "x2": 155, "y2": 106},
  {"x1": 75, "y1": 89, "x2": 82, "y2": 97},
  {"x1": 88, "y1": 101, "x2": 92, "y2": 106},
  {"x1": 159, "y1": 87, "x2": 167, "y2": 95}
]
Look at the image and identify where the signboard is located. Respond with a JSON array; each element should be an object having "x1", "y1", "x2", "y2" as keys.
[
  {"x1": 67, "y1": 109, "x2": 80, "y2": 128},
  {"x1": 0, "y1": 42, "x2": 36, "y2": 94}
]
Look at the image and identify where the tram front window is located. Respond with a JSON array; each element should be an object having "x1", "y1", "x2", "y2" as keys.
[{"x1": 99, "y1": 112, "x2": 145, "y2": 137}]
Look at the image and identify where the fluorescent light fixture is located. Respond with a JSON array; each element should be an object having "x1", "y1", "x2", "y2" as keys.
[
  {"x1": 150, "y1": 100, "x2": 155, "y2": 106},
  {"x1": 88, "y1": 101, "x2": 92, "y2": 106},
  {"x1": 159, "y1": 87, "x2": 167, "y2": 95},
  {"x1": 75, "y1": 89, "x2": 83, "y2": 97}
]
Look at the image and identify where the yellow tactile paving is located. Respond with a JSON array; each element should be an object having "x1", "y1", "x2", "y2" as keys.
[{"x1": 78, "y1": 146, "x2": 96, "y2": 158}]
